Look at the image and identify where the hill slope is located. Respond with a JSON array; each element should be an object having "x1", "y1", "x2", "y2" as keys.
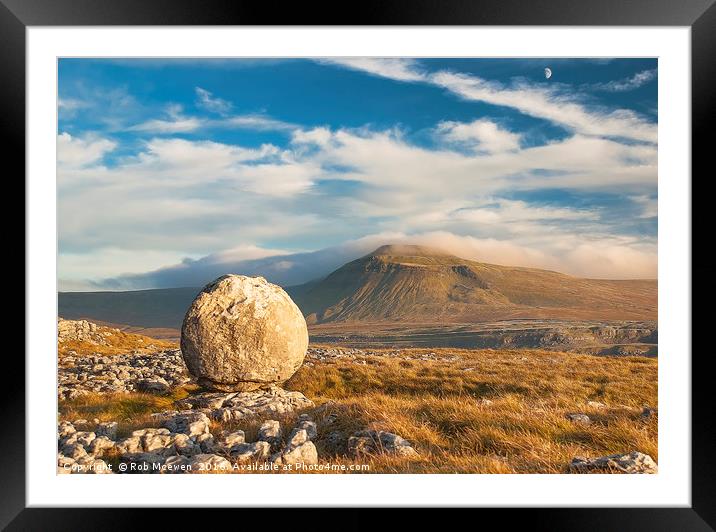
[
  {"x1": 59, "y1": 287, "x2": 200, "y2": 329},
  {"x1": 288, "y1": 245, "x2": 657, "y2": 324}
]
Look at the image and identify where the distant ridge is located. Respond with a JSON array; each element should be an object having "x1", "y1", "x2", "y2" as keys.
[
  {"x1": 58, "y1": 244, "x2": 657, "y2": 329},
  {"x1": 287, "y1": 244, "x2": 657, "y2": 324},
  {"x1": 58, "y1": 287, "x2": 200, "y2": 329}
]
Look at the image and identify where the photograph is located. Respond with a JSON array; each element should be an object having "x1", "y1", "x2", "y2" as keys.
[{"x1": 56, "y1": 56, "x2": 658, "y2": 476}]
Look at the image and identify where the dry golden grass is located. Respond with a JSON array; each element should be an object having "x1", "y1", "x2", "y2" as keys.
[
  {"x1": 59, "y1": 385, "x2": 199, "y2": 438},
  {"x1": 58, "y1": 345, "x2": 657, "y2": 474},
  {"x1": 284, "y1": 347, "x2": 657, "y2": 473},
  {"x1": 58, "y1": 328, "x2": 177, "y2": 359}
]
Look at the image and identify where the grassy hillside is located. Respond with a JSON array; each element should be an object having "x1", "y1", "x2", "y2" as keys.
[{"x1": 290, "y1": 245, "x2": 657, "y2": 324}]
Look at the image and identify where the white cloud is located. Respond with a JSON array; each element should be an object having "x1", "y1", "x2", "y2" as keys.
[
  {"x1": 58, "y1": 118, "x2": 656, "y2": 283},
  {"x1": 593, "y1": 69, "x2": 657, "y2": 92},
  {"x1": 59, "y1": 247, "x2": 196, "y2": 287},
  {"x1": 128, "y1": 109, "x2": 295, "y2": 135},
  {"x1": 630, "y1": 195, "x2": 658, "y2": 218},
  {"x1": 318, "y1": 58, "x2": 426, "y2": 82},
  {"x1": 57, "y1": 132, "x2": 117, "y2": 168},
  {"x1": 195, "y1": 87, "x2": 232, "y2": 114},
  {"x1": 221, "y1": 115, "x2": 296, "y2": 131},
  {"x1": 129, "y1": 104, "x2": 203, "y2": 133},
  {"x1": 319, "y1": 59, "x2": 657, "y2": 143},
  {"x1": 58, "y1": 98, "x2": 90, "y2": 119},
  {"x1": 345, "y1": 231, "x2": 656, "y2": 279},
  {"x1": 437, "y1": 119, "x2": 521, "y2": 153},
  {"x1": 430, "y1": 71, "x2": 657, "y2": 143}
]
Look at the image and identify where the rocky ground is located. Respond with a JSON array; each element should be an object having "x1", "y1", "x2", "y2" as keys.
[{"x1": 57, "y1": 319, "x2": 658, "y2": 474}]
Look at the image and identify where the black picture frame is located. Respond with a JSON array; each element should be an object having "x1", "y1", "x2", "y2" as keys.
[{"x1": 6, "y1": 0, "x2": 713, "y2": 528}]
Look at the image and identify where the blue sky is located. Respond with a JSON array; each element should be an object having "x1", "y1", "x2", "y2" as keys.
[{"x1": 57, "y1": 58, "x2": 657, "y2": 290}]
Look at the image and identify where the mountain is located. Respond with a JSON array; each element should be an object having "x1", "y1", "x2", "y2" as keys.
[
  {"x1": 287, "y1": 244, "x2": 657, "y2": 324},
  {"x1": 58, "y1": 244, "x2": 657, "y2": 330}
]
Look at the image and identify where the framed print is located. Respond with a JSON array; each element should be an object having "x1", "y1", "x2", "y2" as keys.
[{"x1": 7, "y1": 0, "x2": 714, "y2": 528}]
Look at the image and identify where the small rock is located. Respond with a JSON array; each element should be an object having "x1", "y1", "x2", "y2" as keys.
[
  {"x1": 88, "y1": 436, "x2": 115, "y2": 456},
  {"x1": 96, "y1": 421, "x2": 118, "y2": 440},
  {"x1": 587, "y1": 401, "x2": 607, "y2": 410},
  {"x1": 116, "y1": 436, "x2": 143, "y2": 455},
  {"x1": 641, "y1": 407, "x2": 657, "y2": 419},
  {"x1": 60, "y1": 443, "x2": 88, "y2": 460},
  {"x1": 163, "y1": 455, "x2": 191, "y2": 473},
  {"x1": 158, "y1": 411, "x2": 211, "y2": 436},
  {"x1": 196, "y1": 433, "x2": 216, "y2": 453},
  {"x1": 566, "y1": 413, "x2": 591, "y2": 425},
  {"x1": 119, "y1": 452, "x2": 166, "y2": 473},
  {"x1": 221, "y1": 430, "x2": 246, "y2": 448},
  {"x1": 230, "y1": 441, "x2": 271, "y2": 462},
  {"x1": 289, "y1": 420, "x2": 318, "y2": 442},
  {"x1": 347, "y1": 430, "x2": 418, "y2": 458},
  {"x1": 274, "y1": 441, "x2": 318, "y2": 466},
  {"x1": 569, "y1": 452, "x2": 658, "y2": 474},
  {"x1": 258, "y1": 420, "x2": 282, "y2": 449},
  {"x1": 190, "y1": 453, "x2": 233, "y2": 472},
  {"x1": 136, "y1": 378, "x2": 170, "y2": 395},
  {"x1": 286, "y1": 429, "x2": 308, "y2": 448}
]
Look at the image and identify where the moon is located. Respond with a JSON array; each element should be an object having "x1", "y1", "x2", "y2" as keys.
[{"x1": 544, "y1": 67, "x2": 552, "y2": 79}]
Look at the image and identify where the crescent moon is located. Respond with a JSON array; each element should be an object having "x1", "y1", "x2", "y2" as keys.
[{"x1": 544, "y1": 67, "x2": 552, "y2": 79}]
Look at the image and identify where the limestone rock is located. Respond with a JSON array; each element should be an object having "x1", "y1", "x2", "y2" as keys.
[
  {"x1": 566, "y1": 413, "x2": 591, "y2": 425},
  {"x1": 96, "y1": 421, "x2": 118, "y2": 440},
  {"x1": 230, "y1": 441, "x2": 271, "y2": 462},
  {"x1": 569, "y1": 452, "x2": 658, "y2": 474},
  {"x1": 257, "y1": 420, "x2": 282, "y2": 450},
  {"x1": 274, "y1": 441, "x2": 318, "y2": 467},
  {"x1": 163, "y1": 455, "x2": 192, "y2": 473},
  {"x1": 347, "y1": 430, "x2": 418, "y2": 458},
  {"x1": 190, "y1": 453, "x2": 233, "y2": 472},
  {"x1": 136, "y1": 378, "x2": 170, "y2": 395},
  {"x1": 180, "y1": 275, "x2": 308, "y2": 392},
  {"x1": 155, "y1": 411, "x2": 211, "y2": 436}
]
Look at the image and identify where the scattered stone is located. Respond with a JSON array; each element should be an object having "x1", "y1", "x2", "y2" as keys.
[
  {"x1": 116, "y1": 436, "x2": 143, "y2": 455},
  {"x1": 566, "y1": 413, "x2": 591, "y2": 425},
  {"x1": 120, "y1": 452, "x2": 166, "y2": 473},
  {"x1": 190, "y1": 453, "x2": 233, "y2": 472},
  {"x1": 88, "y1": 436, "x2": 115, "y2": 456},
  {"x1": 230, "y1": 441, "x2": 271, "y2": 462},
  {"x1": 274, "y1": 441, "x2": 318, "y2": 466},
  {"x1": 136, "y1": 378, "x2": 170, "y2": 395},
  {"x1": 196, "y1": 433, "x2": 216, "y2": 453},
  {"x1": 163, "y1": 455, "x2": 191, "y2": 473},
  {"x1": 587, "y1": 401, "x2": 607, "y2": 410},
  {"x1": 180, "y1": 275, "x2": 308, "y2": 392},
  {"x1": 221, "y1": 430, "x2": 246, "y2": 448},
  {"x1": 172, "y1": 433, "x2": 201, "y2": 456},
  {"x1": 96, "y1": 421, "x2": 118, "y2": 440},
  {"x1": 257, "y1": 420, "x2": 282, "y2": 450},
  {"x1": 288, "y1": 419, "x2": 318, "y2": 443},
  {"x1": 58, "y1": 318, "x2": 113, "y2": 345},
  {"x1": 156, "y1": 411, "x2": 211, "y2": 436},
  {"x1": 60, "y1": 443, "x2": 88, "y2": 460},
  {"x1": 641, "y1": 407, "x2": 657, "y2": 419},
  {"x1": 347, "y1": 430, "x2": 418, "y2": 458},
  {"x1": 286, "y1": 429, "x2": 308, "y2": 448},
  {"x1": 58, "y1": 348, "x2": 190, "y2": 400},
  {"x1": 72, "y1": 457, "x2": 113, "y2": 474},
  {"x1": 569, "y1": 452, "x2": 658, "y2": 474}
]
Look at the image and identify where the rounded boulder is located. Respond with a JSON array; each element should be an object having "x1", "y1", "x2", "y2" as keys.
[{"x1": 180, "y1": 275, "x2": 308, "y2": 392}]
